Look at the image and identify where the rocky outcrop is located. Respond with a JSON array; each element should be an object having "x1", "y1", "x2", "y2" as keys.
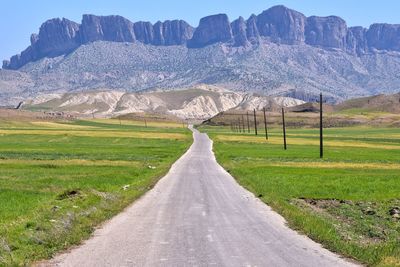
[
  {"x1": 187, "y1": 14, "x2": 233, "y2": 48},
  {"x1": 164, "y1": 20, "x2": 194, "y2": 45},
  {"x1": 346, "y1": 26, "x2": 368, "y2": 55},
  {"x1": 35, "y1": 18, "x2": 80, "y2": 56},
  {"x1": 80, "y1": 15, "x2": 135, "y2": 43},
  {"x1": 231, "y1": 17, "x2": 249, "y2": 46},
  {"x1": 367, "y1": 23, "x2": 400, "y2": 51},
  {"x1": 152, "y1": 21, "x2": 164, "y2": 45},
  {"x1": 3, "y1": 5, "x2": 400, "y2": 69},
  {"x1": 154, "y1": 20, "x2": 194, "y2": 45},
  {"x1": 256, "y1": 5, "x2": 306, "y2": 44},
  {"x1": 305, "y1": 16, "x2": 347, "y2": 49},
  {"x1": 246, "y1": 15, "x2": 260, "y2": 43},
  {"x1": 133, "y1": 21, "x2": 154, "y2": 44},
  {"x1": 4, "y1": 18, "x2": 80, "y2": 69}
]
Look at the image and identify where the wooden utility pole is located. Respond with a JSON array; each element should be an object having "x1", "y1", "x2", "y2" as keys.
[
  {"x1": 253, "y1": 109, "x2": 258, "y2": 135},
  {"x1": 238, "y1": 117, "x2": 241, "y2": 133},
  {"x1": 241, "y1": 114, "x2": 245, "y2": 133},
  {"x1": 246, "y1": 111, "x2": 250, "y2": 133},
  {"x1": 320, "y1": 93, "x2": 323, "y2": 158},
  {"x1": 263, "y1": 108, "x2": 268, "y2": 140},
  {"x1": 282, "y1": 108, "x2": 287, "y2": 150}
]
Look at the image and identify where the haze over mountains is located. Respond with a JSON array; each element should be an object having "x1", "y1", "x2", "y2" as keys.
[{"x1": 1, "y1": 5, "x2": 400, "y2": 107}]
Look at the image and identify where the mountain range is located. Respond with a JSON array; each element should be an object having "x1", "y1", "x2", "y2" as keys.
[{"x1": 1, "y1": 5, "x2": 400, "y2": 107}]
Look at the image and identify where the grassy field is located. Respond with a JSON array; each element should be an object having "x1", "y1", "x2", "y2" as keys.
[
  {"x1": 0, "y1": 118, "x2": 191, "y2": 266},
  {"x1": 200, "y1": 125, "x2": 400, "y2": 267}
]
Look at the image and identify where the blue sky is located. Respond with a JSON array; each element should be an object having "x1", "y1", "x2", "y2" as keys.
[{"x1": 1, "y1": 0, "x2": 400, "y2": 62}]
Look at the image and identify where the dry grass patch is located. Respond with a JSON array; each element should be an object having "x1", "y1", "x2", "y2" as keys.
[
  {"x1": 0, "y1": 129, "x2": 187, "y2": 140},
  {"x1": 30, "y1": 122, "x2": 97, "y2": 129},
  {"x1": 263, "y1": 161, "x2": 400, "y2": 170},
  {"x1": 215, "y1": 134, "x2": 400, "y2": 150},
  {"x1": 91, "y1": 119, "x2": 184, "y2": 128},
  {"x1": 381, "y1": 257, "x2": 400, "y2": 267},
  {"x1": 0, "y1": 159, "x2": 139, "y2": 167}
]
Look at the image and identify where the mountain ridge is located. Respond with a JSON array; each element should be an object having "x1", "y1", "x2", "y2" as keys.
[
  {"x1": 3, "y1": 5, "x2": 400, "y2": 70},
  {"x1": 2, "y1": 40, "x2": 400, "y2": 106}
]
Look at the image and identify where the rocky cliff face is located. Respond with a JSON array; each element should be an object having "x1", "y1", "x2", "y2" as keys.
[
  {"x1": 231, "y1": 17, "x2": 249, "y2": 47},
  {"x1": 133, "y1": 21, "x2": 154, "y2": 44},
  {"x1": 80, "y1": 15, "x2": 136, "y2": 43},
  {"x1": 346, "y1": 26, "x2": 368, "y2": 55},
  {"x1": 245, "y1": 15, "x2": 260, "y2": 43},
  {"x1": 367, "y1": 23, "x2": 400, "y2": 51},
  {"x1": 305, "y1": 16, "x2": 347, "y2": 49},
  {"x1": 3, "y1": 5, "x2": 400, "y2": 69},
  {"x1": 256, "y1": 5, "x2": 306, "y2": 44},
  {"x1": 187, "y1": 14, "x2": 232, "y2": 48},
  {"x1": 3, "y1": 16, "x2": 194, "y2": 69},
  {"x1": 157, "y1": 20, "x2": 194, "y2": 45},
  {"x1": 4, "y1": 18, "x2": 80, "y2": 69}
]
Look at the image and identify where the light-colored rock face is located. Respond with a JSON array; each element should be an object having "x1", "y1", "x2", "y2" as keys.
[
  {"x1": 233, "y1": 94, "x2": 305, "y2": 111},
  {"x1": 24, "y1": 87, "x2": 305, "y2": 120},
  {"x1": 273, "y1": 96, "x2": 305, "y2": 107},
  {"x1": 115, "y1": 94, "x2": 165, "y2": 113},
  {"x1": 57, "y1": 91, "x2": 125, "y2": 115},
  {"x1": 170, "y1": 94, "x2": 242, "y2": 119},
  {"x1": 28, "y1": 93, "x2": 63, "y2": 105}
]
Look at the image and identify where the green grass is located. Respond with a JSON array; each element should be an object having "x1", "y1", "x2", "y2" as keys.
[
  {"x1": 200, "y1": 125, "x2": 400, "y2": 267},
  {"x1": 0, "y1": 119, "x2": 191, "y2": 266}
]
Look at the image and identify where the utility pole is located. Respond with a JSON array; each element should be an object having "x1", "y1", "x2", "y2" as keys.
[
  {"x1": 282, "y1": 108, "x2": 287, "y2": 150},
  {"x1": 263, "y1": 108, "x2": 268, "y2": 140},
  {"x1": 238, "y1": 117, "x2": 242, "y2": 133},
  {"x1": 246, "y1": 111, "x2": 250, "y2": 133},
  {"x1": 241, "y1": 114, "x2": 245, "y2": 133},
  {"x1": 253, "y1": 109, "x2": 258, "y2": 135},
  {"x1": 320, "y1": 93, "x2": 323, "y2": 158},
  {"x1": 144, "y1": 119, "x2": 147, "y2": 128}
]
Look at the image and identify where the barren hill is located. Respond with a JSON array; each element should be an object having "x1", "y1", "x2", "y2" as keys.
[
  {"x1": 22, "y1": 86, "x2": 304, "y2": 120},
  {"x1": 335, "y1": 92, "x2": 400, "y2": 113}
]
